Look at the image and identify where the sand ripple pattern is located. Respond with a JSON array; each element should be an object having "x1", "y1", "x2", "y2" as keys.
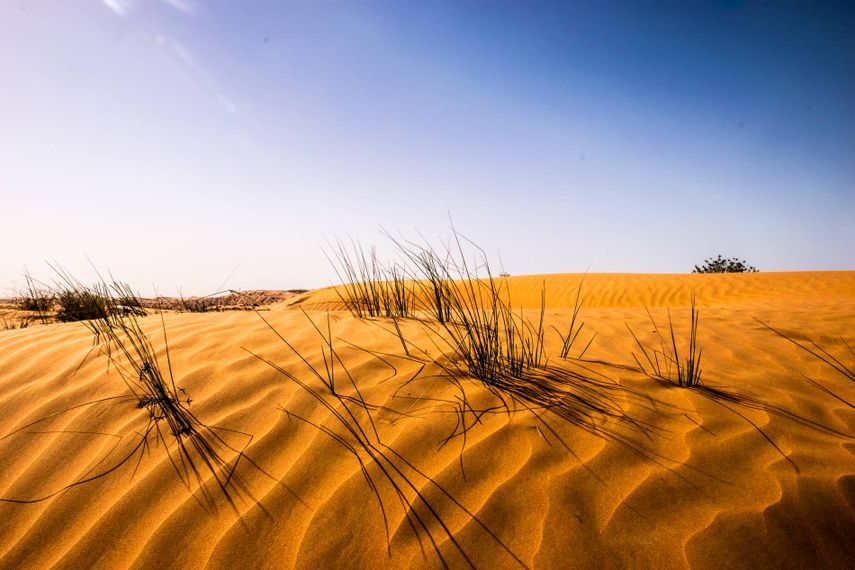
[{"x1": 0, "y1": 272, "x2": 854, "y2": 568}]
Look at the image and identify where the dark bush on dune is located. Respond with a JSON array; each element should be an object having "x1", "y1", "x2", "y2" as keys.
[
  {"x1": 54, "y1": 280, "x2": 146, "y2": 322},
  {"x1": 693, "y1": 255, "x2": 757, "y2": 273},
  {"x1": 16, "y1": 293, "x2": 54, "y2": 313},
  {"x1": 16, "y1": 275, "x2": 56, "y2": 315}
]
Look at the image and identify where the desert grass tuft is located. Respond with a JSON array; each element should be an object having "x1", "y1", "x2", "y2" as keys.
[
  {"x1": 325, "y1": 227, "x2": 550, "y2": 386},
  {"x1": 325, "y1": 238, "x2": 415, "y2": 319},
  {"x1": 385, "y1": 233, "x2": 454, "y2": 324},
  {"x1": 629, "y1": 296, "x2": 702, "y2": 387},
  {"x1": 1, "y1": 273, "x2": 250, "y2": 505},
  {"x1": 89, "y1": 298, "x2": 245, "y2": 495},
  {"x1": 552, "y1": 277, "x2": 596, "y2": 359},
  {"x1": 323, "y1": 227, "x2": 678, "y2": 468},
  {"x1": 389, "y1": 227, "x2": 548, "y2": 386}
]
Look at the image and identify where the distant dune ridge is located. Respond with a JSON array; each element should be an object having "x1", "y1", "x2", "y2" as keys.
[
  {"x1": 0, "y1": 271, "x2": 854, "y2": 568},
  {"x1": 136, "y1": 289, "x2": 306, "y2": 310},
  {"x1": 0, "y1": 290, "x2": 303, "y2": 325}
]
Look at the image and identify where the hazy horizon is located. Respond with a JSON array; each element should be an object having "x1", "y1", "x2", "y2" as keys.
[{"x1": 2, "y1": 1, "x2": 853, "y2": 296}]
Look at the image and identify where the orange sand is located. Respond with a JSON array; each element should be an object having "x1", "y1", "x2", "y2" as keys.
[{"x1": 1, "y1": 272, "x2": 853, "y2": 568}]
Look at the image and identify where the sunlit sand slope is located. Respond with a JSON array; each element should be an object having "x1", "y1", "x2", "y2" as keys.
[
  {"x1": 295, "y1": 270, "x2": 855, "y2": 310},
  {"x1": 0, "y1": 271, "x2": 853, "y2": 568}
]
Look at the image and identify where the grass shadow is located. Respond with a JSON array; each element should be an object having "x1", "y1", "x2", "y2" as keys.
[{"x1": 247, "y1": 308, "x2": 529, "y2": 569}]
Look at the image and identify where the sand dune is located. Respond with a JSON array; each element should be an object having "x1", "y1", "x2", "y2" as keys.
[
  {"x1": 296, "y1": 271, "x2": 855, "y2": 310},
  {"x1": 1, "y1": 272, "x2": 853, "y2": 568}
]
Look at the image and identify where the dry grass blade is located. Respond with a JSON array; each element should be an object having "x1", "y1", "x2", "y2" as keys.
[
  {"x1": 756, "y1": 319, "x2": 855, "y2": 410},
  {"x1": 757, "y1": 319, "x2": 854, "y2": 383}
]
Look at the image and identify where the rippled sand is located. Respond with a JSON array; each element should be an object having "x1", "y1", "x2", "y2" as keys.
[{"x1": 1, "y1": 272, "x2": 853, "y2": 568}]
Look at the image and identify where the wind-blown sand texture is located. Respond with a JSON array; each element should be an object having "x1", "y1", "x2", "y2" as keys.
[{"x1": 1, "y1": 271, "x2": 853, "y2": 569}]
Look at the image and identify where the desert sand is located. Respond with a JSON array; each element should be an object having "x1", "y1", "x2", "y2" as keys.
[{"x1": 1, "y1": 271, "x2": 853, "y2": 569}]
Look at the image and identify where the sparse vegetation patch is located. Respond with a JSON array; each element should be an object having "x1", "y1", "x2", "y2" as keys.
[{"x1": 693, "y1": 255, "x2": 758, "y2": 273}]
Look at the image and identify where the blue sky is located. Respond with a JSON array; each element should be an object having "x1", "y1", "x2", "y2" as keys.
[{"x1": 2, "y1": 1, "x2": 853, "y2": 295}]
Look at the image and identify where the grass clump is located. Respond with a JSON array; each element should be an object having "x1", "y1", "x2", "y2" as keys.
[
  {"x1": 388, "y1": 235, "x2": 453, "y2": 324},
  {"x1": 1, "y1": 273, "x2": 248, "y2": 504},
  {"x1": 386, "y1": 228, "x2": 547, "y2": 385},
  {"x1": 552, "y1": 277, "x2": 596, "y2": 359},
  {"x1": 84, "y1": 285, "x2": 243, "y2": 497},
  {"x1": 628, "y1": 296, "x2": 703, "y2": 388},
  {"x1": 322, "y1": 227, "x2": 668, "y2": 465},
  {"x1": 39, "y1": 266, "x2": 147, "y2": 323},
  {"x1": 325, "y1": 238, "x2": 415, "y2": 319},
  {"x1": 326, "y1": 227, "x2": 549, "y2": 386},
  {"x1": 55, "y1": 285, "x2": 145, "y2": 322}
]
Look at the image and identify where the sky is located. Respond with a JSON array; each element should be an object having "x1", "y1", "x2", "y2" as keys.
[{"x1": 1, "y1": 0, "x2": 853, "y2": 295}]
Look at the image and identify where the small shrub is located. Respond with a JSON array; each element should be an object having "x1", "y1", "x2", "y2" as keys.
[
  {"x1": 693, "y1": 255, "x2": 757, "y2": 273},
  {"x1": 16, "y1": 274, "x2": 55, "y2": 322},
  {"x1": 178, "y1": 295, "x2": 222, "y2": 313},
  {"x1": 16, "y1": 294, "x2": 54, "y2": 313},
  {"x1": 49, "y1": 267, "x2": 146, "y2": 322},
  {"x1": 115, "y1": 294, "x2": 146, "y2": 316},
  {"x1": 55, "y1": 287, "x2": 114, "y2": 322}
]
